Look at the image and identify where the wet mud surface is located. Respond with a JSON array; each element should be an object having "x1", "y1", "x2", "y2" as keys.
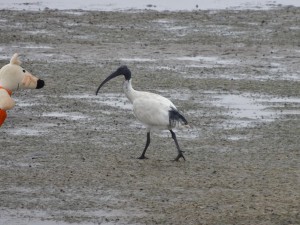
[{"x1": 0, "y1": 7, "x2": 299, "y2": 225}]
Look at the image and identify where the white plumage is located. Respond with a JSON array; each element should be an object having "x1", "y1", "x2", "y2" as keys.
[{"x1": 96, "y1": 66, "x2": 188, "y2": 161}]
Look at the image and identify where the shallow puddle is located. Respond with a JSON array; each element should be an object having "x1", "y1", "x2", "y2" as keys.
[
  {"x1": 63, "y1": 93, "x2": 132, "y2": 110},
  {"x1": 176, "y1": 56, "x2": 238, "y2": 65},
  {"x1": 119, "y1": 58, "x2": 156, "y2": 62},
  {"x1": 2, "y1": 0, "x2": 299, "y2": 11},
  {"x1": 5, "y1": 127, "x2": 48, "y2": 136},
  {"x1": 42, "y1": 112, "x2": 88, "y2": 120},
  {"x1": 212, "y1": 92, "x2": 300, "y2": 128}
]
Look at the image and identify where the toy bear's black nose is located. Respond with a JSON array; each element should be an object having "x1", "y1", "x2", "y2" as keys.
[{"x1": 36, "y1": 79, "x2": 45, "y2": 89}]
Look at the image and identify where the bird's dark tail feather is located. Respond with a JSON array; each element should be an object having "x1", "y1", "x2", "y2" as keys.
[{"x1": 169, "y1": 107, "x2": 188, "y2": 127}]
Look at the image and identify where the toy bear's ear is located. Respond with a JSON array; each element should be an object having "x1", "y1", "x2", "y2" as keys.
[{"x1": 10, "y1": 53, "x2": 22, "y2": 66}]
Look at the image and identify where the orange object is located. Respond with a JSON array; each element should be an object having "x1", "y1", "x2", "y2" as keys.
[
  {"x1": 0, "y1": 109, "x2": 7, "y2": 126},
  {"x1": 0, "y1": 86, "x2": 12, "y2": 126}
]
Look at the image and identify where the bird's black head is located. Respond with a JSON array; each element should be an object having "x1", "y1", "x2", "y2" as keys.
[
  {"x1": 96, "y1": 65, "x2": 132, "y2": 95},
  {"x1": 116, "y1": 65, "x2": 131, "y2": 81}
]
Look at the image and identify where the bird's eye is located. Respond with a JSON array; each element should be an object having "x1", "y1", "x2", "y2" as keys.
[{"x1": 22, "y1": 69, "x2": 26, "y2": 73}]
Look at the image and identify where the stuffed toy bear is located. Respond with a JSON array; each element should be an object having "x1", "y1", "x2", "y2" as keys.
[{"x1": 0, "y1": 53, "x2": 45, "y2": 127}]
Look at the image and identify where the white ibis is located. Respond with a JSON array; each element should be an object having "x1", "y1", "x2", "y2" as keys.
[{"x1": 96, "y1": 65, "x2": 188, "y2": 161}]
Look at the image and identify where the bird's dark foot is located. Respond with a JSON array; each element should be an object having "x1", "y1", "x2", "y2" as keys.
[
  {"x1": 138, "y1": 155, "x2": 148, "y2": 160},
  {"x1": 174, "y1": 152, "x2": 185, "y2": 161}
]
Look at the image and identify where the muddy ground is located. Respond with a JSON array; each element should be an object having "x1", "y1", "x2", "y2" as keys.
[{"x1": 0, "y1": 7, "x2": 299, "y2": 225}]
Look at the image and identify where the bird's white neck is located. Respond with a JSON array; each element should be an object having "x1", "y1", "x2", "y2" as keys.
[{"x1": 123, "y1": 79, "x2": 138, "y2": 103}]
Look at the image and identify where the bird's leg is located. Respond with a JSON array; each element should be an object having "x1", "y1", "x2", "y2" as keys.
[
  {"x1": 138, "y1": 132, "x2": 150, "y2": 159},
  {"x1": 170, "y1": 130, "x2": 185, "y2": 161}
]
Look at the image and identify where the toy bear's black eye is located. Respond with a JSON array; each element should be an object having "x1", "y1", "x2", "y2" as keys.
[{"x1": 22, "y1": 69, "x2": 26, "y2": 73}]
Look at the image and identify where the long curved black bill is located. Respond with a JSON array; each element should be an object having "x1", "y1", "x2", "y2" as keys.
[{"x1": 95, "y1": 71, "x2": 120, "y2": 95}]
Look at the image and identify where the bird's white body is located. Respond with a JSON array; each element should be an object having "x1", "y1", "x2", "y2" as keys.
[{"x1": 123, "y1": 80, "x2": 176, "y2": 130}]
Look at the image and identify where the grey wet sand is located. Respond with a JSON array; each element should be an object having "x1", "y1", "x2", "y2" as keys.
[{"x1": 0, "y1": 7, "x2": 299, "y2": 225}]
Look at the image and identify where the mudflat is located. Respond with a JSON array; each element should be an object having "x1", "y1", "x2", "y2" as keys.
[{"x1": 0, "y1": 7, "x2": 299, "y2": 225}]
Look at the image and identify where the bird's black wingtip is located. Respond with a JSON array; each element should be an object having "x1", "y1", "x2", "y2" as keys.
[{"x1": 169, "y1": 107, "x2": 188, "y2": 127}]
